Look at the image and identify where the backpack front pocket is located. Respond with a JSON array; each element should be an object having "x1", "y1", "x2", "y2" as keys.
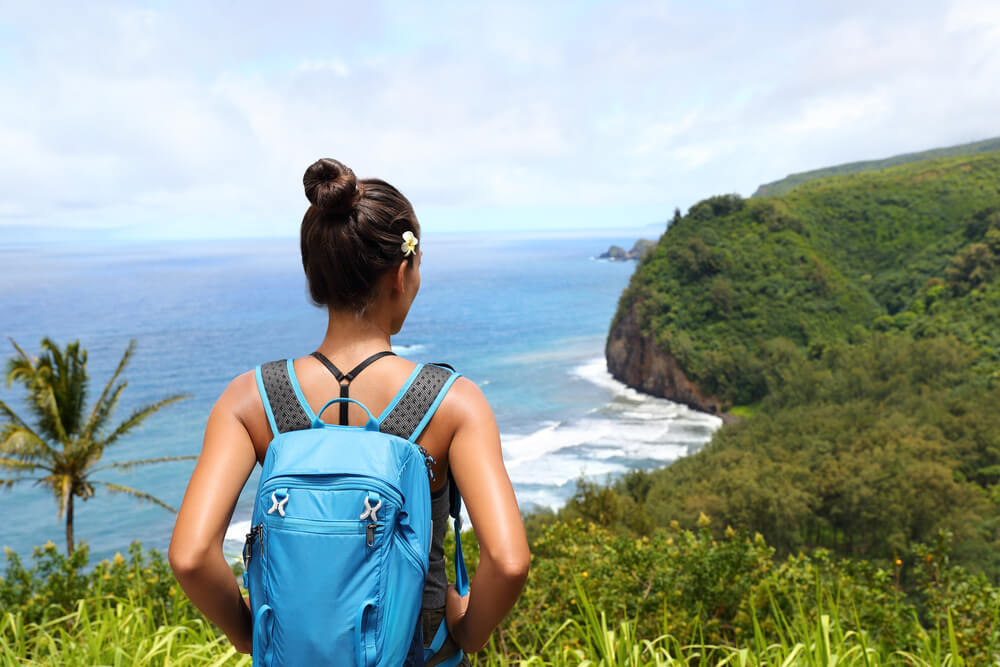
[{"x1": 262, "y1": 515, "x2": 385, "y2": 665}]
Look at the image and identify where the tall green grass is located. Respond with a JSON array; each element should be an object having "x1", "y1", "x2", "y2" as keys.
[
  {"x1": 471, "y1": 582, "x2": 972, "y2": 667},
  {"x1": 3, "y1": 583, "x2": 970, "y2": 666},
  {"x1": 0, "y1": 595, "x2": 249, "y2": 666},
  {"x1": 6, "y1": 535, "x2": 996, "y2": 665}
]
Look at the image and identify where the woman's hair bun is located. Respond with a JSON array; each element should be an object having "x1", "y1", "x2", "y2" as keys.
[{"x1": 303, "y1": 158, "x2": 358, "y2": 215}]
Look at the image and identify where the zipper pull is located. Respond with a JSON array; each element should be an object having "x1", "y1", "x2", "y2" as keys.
[
  {"x1": 244, "y1": 524, "x2": 263, "y2": 568},
  {"x1": 243, "y1": 527, "x2": 256, "y2": 568},
  {"x1": 360, "y1": 494, "x2": 382, "y2": 547}
]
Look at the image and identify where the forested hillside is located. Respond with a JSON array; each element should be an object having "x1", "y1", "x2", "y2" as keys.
[
  {"x1": 601, "y1": 150, "x2": 1000, "y2": 576},
  {"x1": 752, "y1": 136, "x2": 1000, "y2": 197}
]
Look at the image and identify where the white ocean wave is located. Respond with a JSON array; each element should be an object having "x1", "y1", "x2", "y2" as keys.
[
  {"x1": 223, "y1": 519, "x2": 252, "y2": 565},
  {"x1": 571, "y1": 357, "x2": 723, "y2": 427},
  {"x1": 392, "y1": 344, "x2": 426, "y2": 354},
  {"x1": 225, "y1": 519, "x2": 252, "y2": 544}
]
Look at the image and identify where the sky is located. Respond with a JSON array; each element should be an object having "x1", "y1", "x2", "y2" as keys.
[{"x1": 0, "y1": 0, "x2": 998, "y2": 240}]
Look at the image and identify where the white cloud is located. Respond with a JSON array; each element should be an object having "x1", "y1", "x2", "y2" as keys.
[
  {"x1": 786, "y1": 92, "x2": 892, "y2": 134},
  {"x1": 295, "y1": 59, "x2": 350, "y2": 77},
  {"x1": 0, "y1": 0, "x2": 998, "y2": 238}
]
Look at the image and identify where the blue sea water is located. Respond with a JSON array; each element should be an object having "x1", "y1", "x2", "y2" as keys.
[{"x1": 0, "y1": 232, "x2": 721, "y2": 563}]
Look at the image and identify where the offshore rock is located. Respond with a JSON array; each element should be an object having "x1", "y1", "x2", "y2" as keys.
[
  {"x1": 600, "y1": 244, "x2": 629, "y2": 260},
  {"x1": 599, "y1": 239, "x2": 656, "y2": 261},
  {"x1": 606, "y1": 305, "x2": 737, "y2": 423}
]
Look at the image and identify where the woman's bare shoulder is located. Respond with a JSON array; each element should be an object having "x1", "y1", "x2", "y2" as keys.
[
  {"x1": 215, "y1": 369, "x2": 271, "y2": 449},
  {"x1": 446, "y1": 375, "x2": 488, "y2": 405},
  {"x1": 439, "y1": 376, "x2": 496, "y2": 428},
  {"x1": 219, "y1": 369, "x2": 261, "y2": 409}
]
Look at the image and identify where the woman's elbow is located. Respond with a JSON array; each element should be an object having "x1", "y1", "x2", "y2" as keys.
[
  {"x1": 168, "y1": 538, "x2": 207, "y2": 580},
  {"x1": 496, "y1": 554, "x2": 530, "y2": 588}
]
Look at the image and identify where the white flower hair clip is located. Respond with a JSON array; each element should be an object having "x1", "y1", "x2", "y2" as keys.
[{"x1": 400, "y1": 230, "x2": 418, "y2": 257}]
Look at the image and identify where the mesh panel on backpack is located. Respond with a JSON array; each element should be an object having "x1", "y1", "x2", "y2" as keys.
[
  {"x1": 380, "y1": 364, "x2": 451, "y2": 439},
  {"x1": 260, "y1": 360, "x2": 311, "y2": 433}
]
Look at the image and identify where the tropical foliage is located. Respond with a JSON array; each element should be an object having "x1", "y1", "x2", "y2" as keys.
[
  {"x1": 616, "y1": 152, "x2": 1000, "y2": 407},
  {"x1": 4, "y1": 527, "x2": 999, "y2": 664},
  {"x1": 0, "y1": 338, "x2": 193, "y2": 554},
  {"x1": 607, "y1": 150, "x2": 1000, "y2": 576}
]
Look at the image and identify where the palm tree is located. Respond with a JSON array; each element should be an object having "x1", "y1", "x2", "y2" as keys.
[{"x1": 0, "y1": 337, "x2": 194, "y2": 554}]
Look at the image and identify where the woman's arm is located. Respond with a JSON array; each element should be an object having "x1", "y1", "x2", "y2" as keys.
[
  {"x1": 168, "y1": 373, "x2": 260, "y2": 654},
  {"x1": 443, "y1": 378, "x2": 530, "y2": 652}
]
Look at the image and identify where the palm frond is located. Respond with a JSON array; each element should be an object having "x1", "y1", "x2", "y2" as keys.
[
  {"x1": 92, "y1": 455, "x2": 197, "y2": 473},
  {"x1": 5, "y1": 338, "x2": 37, "y2": 387},
  {"x1": 82, "y1": 380, "x2": 125, "y2": 443},
  {"x1": 0, "y1": 417, "x2": 60, "y2": 463},
  {"x1": 0, "y1": 397, "x2": 40, "y2": 433},
  {"x1": 98, "y1": 393, "x2": 191, "y2": 449},
  {"x1": 0, "y1": 477, "x2": 43, "y2": 490},
  {"x1": 0, "y1": 456, "x2": 48, "y2": 472},
  {"x1": 38, "y1": 338, "x2": 87, "y2": 437},
  {"x1": 96, "y1": 481, "x2": 177, "y2": 512},
  {"x1": 25, "y1": 378, "x2": 70, "y2": 445},
  {"x1": 83, "y1": 340, "x2": 135, "y2": 440}
]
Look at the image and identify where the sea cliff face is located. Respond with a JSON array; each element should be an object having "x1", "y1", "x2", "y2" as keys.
[{"x1": 605, "y1": 305, "x2": 736, "y2": 422}]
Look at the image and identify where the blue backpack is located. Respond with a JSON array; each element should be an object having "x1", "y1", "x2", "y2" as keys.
[{"x1": 243, "y1": 356, "x2": 469, "y2": 666}]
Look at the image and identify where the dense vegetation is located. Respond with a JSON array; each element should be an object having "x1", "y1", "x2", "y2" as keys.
[
  {"x1": 608, "y1": 150, "x2": 1000, "y2": 579},
  {"x1": 4, "y1": 530, "x2": 998, "y2": 664},
  {"x1": 752, "y1": 136, "x2": 1000, "y2": 196}
]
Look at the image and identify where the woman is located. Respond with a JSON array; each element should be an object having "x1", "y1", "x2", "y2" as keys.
[{"x1": 169, "y1": 158, "x2": 530, "y2": 664}]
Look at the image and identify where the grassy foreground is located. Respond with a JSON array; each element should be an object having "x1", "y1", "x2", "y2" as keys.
[
  {"x1": 3, "y1": 528, "x2": 997, "y2": 666},
  {"x1": 0, "y1": 588, "x2": 973, "y2": 666}
]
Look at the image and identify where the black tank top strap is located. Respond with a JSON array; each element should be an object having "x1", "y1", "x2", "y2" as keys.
[
  {"x1": 311, "y1": 350, "x2": 396, "y2": 425},
  {"x1": 310, "y1": 351, "x2": 345, "y2": 381}
]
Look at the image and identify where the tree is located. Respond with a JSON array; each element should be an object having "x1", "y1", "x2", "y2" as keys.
[
  {"x1": 0, "y1": 338, "x2": 193, "y2": 554},
  {"x1": 946, "y1": 243, "x2": 996, "y2": 294}
]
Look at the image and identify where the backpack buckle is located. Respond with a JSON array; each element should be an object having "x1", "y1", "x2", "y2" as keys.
[{"x1": 267, "y1": 489, "x2": 289, "y2": 517}]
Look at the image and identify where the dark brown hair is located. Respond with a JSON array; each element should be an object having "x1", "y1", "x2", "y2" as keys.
[{"x1": 300, "y1": 158, "x2": 420, "y2": 312}]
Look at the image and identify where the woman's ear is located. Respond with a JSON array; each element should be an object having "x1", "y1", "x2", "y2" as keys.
[{"x1": 392, "y1": 260, "x2": 408, "y2": 296}]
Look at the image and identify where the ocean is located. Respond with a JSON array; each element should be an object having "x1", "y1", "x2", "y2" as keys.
[{"x1": 0, "y1": 232, "x2": 721, "y2": 563}]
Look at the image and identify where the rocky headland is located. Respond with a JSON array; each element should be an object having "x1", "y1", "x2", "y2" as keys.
[{"x1": 605, "y1": 306, "x2": 737, "y2": 422}]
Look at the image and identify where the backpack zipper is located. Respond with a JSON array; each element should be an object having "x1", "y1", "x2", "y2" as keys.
[
  {"x1": 259, "y1": 474, "x2": 403, "y2": 507},
  {"x1": 243, "y1": 523, "x2": 263, "y2": 569},
  {"x1": 265, "y1": 513, "x2": 383, "y2": 537}
]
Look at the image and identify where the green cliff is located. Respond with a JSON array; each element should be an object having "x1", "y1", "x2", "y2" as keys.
[
  {"x1": 604, "y1": 148, "x2": 1000, "y2": 573},
  {"x1": 609, "y1": 150, "x2": 1000, "y2": 410}
]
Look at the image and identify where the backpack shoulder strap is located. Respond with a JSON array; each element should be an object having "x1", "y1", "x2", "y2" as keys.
[
  {"x1": 448, "y1": 470, "x2": 470, "y2": 596},
  {"x1": 255, "y1": 359, "x2": 313, "y2": 435},
  {"x1": 379, "y1": 363, "x2": 461, "y2": 441}
]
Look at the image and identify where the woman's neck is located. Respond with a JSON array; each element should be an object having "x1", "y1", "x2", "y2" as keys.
[{"x1": 316, "y1": 308, "x2": 393, "y2": 362}]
